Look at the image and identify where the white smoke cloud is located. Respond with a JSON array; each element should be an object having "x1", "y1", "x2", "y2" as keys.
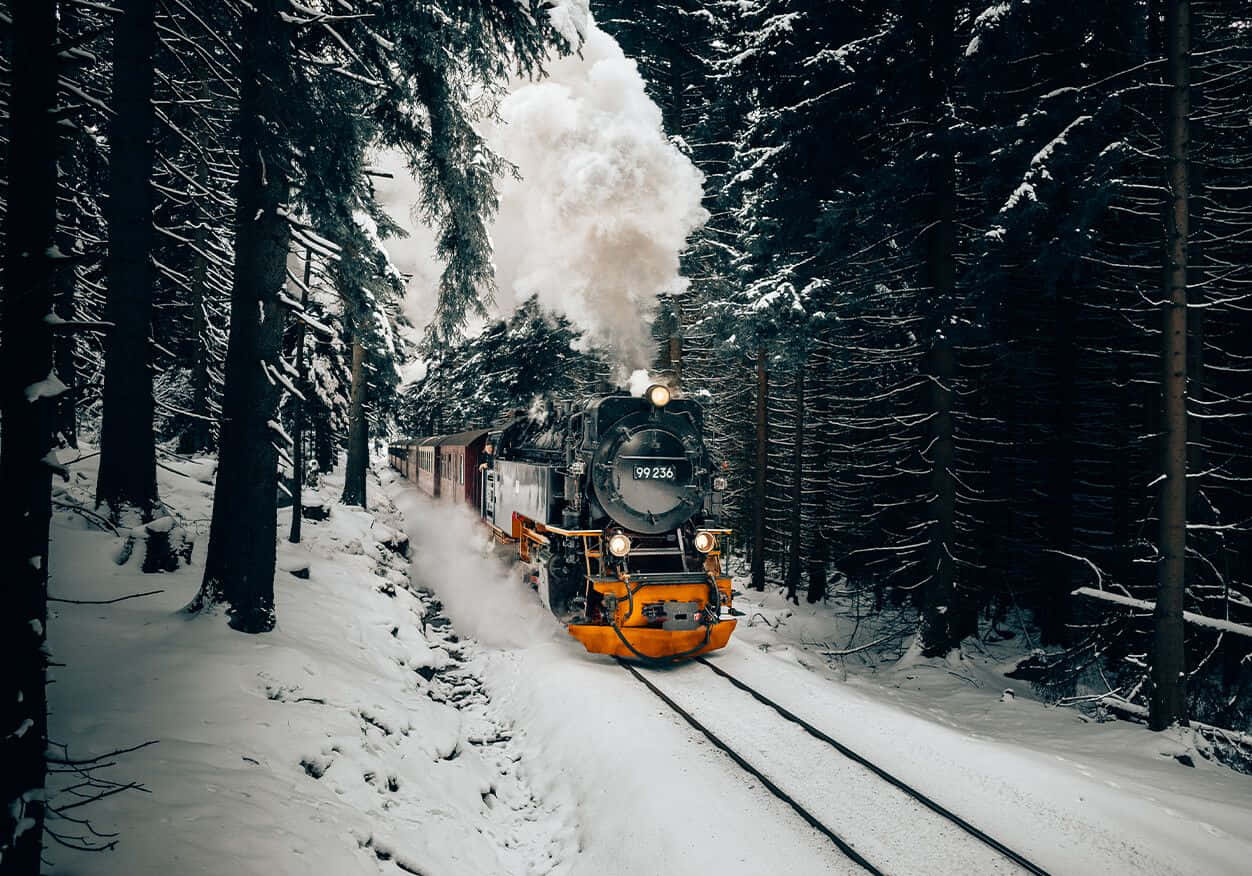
[
  {"x1": 484, "y1": 21, "x2": 707, "y2": 375},
  {"x1": 383, "y1": 18, "x2": 706, "y2": 384},
  {"x1": 627, "y1": 369, "x2": 652, "y2": 398}
]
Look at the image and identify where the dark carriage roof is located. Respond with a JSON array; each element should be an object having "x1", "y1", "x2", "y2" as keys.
[{"x1": 436, "y1": 428, "x2": 489, "y2": 448}]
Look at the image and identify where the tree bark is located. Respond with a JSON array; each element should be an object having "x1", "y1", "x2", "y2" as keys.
[
  {"x1": 1041, "y1": 284, "x2": 1077, "y2": 644},
  {"x1": 314, "y1": 411, "x2": 336, "y2": 474},
  {"x1": 917, "y1": 0, "x2": 966, "y2": 656},
  {"x1": 96, "y1": 0, "x2": 159, "y2": 519},
  {"x1": 53, "y1": 217, "x2": 78, "y2": 448},
  {"x1": 785, "y1": 370, "x2": 805, "y2": 604},
  {"x1": 289, "y1": 249, "x2": 312, "y2": 542},
  {"x1": 751, "y1": 347, "x2": 769, "y2": 591},
  {"x1": 806, "y1": 345, "x2": 831, "y2": 603},
  {"x1": 1, "y1": 2, "x2": 58, "y2": 869},
  {"x1": 1150, "y1": 0, "x2": 1191, "y2": 732},
  {"x1": 341, "y1": 328, "x2": 368, "y2": 507},
  {"x1": 195, "y1": 0, "x2": 290, "y2": 633}
]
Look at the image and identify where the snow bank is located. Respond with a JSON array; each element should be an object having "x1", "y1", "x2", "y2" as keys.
[
  {"x1": 726, "y1": 587, "x2": 1252, "y2": 876},
  {"x1": 46, "y1": 454, "x2": 571, "y2": 875}
]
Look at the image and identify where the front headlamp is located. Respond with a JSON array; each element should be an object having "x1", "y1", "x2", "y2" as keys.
[
  {"x1": 693, "y1": 531, "x2": 716, "y2": 553},
  {"x1": 607, "y1": 532, "x2": 632, "y2": 557},
  {"x1": 647, "y1": 384, "x2": 671, "y2": 408}
]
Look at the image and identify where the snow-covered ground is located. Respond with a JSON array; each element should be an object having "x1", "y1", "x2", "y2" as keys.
[
  {"x1": 44, "y1": 453, "x2": 1252, "y2": 875},
  {"x1": 46, "y1": 453, "x2": 571, "y2": 875},
  {"x1": 390, "y1": 477, "x2": 1252, "y2": 876}
]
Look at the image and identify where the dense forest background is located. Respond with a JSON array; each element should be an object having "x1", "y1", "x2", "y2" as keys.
[
  {"x1": 405, "y1": 0, "x2": 1252, "y2": 742},
  {"x1": 2, "y1": 1, "x2": 1250, "y2": 869},
  {"x1": 592, "y1": 0, "x2": 1252, "y2": 740}
]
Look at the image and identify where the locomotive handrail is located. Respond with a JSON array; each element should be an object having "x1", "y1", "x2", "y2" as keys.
[{"x1": 540, "y1": 524, "x2": 603, "y2": 537}]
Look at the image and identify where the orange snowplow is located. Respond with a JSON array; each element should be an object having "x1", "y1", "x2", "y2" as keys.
[{"x1": 566, "y1": 571, "x2": 737, "y2": 660}]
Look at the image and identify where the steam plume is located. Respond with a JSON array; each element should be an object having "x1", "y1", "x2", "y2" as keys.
[{"x1": 483, "y1": 21, "x2": 708, "y2": 377}]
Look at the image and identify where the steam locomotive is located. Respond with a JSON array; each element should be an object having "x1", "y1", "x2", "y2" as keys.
[{"x1": 388, "y1": 384, "x2": 737, "y2": 661}]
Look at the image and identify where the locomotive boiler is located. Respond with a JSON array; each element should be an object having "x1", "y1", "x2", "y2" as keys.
[{"x1": 394, "y1": 384, "x2": 736, "y2": 661}]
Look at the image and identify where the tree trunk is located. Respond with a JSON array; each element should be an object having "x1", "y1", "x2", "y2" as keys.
[
  {"x1": 53, "y1": 218, "x2": 78, "y2": 448},
  {"x1": 918, "y1": 0, "x2": 965, "y2": 657},
  {"x1": 0, "y1": 2, "x2": 58, "y2": 870},
  {"x1": 96, "y1": 0, "x2": 159, "y2": 519},
  {"x1": 668, "y1": 333, "x2": 682, "y2": 387},
  {"x1": 1150, "y1": 0, "x2": 1190, "y2": 732},
  {"x1": 806, "y1": 345, "x2": 831, "y2": 603},
  {"x1": 751, "y1": 347, "x2": 768, "y2": 591},
  {"x1": 341, "y1": 329, "x2": 368, "y2": 507},
  {"x1": 289, "y1": 249, "x2": 312, "y2": 543},
  {"x1": 195, "y1": 0, "x2": 291, "y2": 633},
  {"x1": 1112, "y1": 355, "x2": 1133, "y2": 589},
  {"x1": 785, "y1": 370, "x2": 805, "y2": 604},
  {"x1": 1041, "y1": 285, "x2": 1077, "y2": 643},
  {"x1": 314, "y1": 412, "x2": 336, "y2": 474}
]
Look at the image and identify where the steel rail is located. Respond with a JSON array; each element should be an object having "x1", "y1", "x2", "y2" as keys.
[
  {"x1": 695, "y1": 657, "x2": 1051, "y2": 876},
  {"x1": 617, "y1": 659, "x2": 883, "y2": 874}
]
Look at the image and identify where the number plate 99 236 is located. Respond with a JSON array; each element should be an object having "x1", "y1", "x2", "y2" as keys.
[{"x1": 633, "y1": 465, "x2": 677, "y2": 480}]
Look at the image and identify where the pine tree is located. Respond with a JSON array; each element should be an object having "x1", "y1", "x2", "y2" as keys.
[
  {"x1": 193, "y1": 0, "x2": 581, "y2": 628},
  {"x1": 1, "y1": 1, "x2": 59, "y2": 867},
  {"x1": 396, "y1": 297, "x2": 596, "y2": 434}
]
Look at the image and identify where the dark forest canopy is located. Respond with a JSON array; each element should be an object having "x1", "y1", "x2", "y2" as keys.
[
  {"x1": 2, "y1": 4, "x2": 1251, "y2": 865},
  {"x1": 595, "y1": 0, "x2": 1252, "y2": 740}
]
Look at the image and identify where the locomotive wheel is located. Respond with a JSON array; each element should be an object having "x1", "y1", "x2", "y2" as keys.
[{"x1": 546, "y1": 554, "x2": 579, "y2": 618}]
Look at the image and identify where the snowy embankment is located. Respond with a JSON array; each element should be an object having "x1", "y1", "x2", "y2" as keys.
[
  {"x1": 722, "y1": 591, "x2": 1252, "y2": 875},
  {"x1": 47, "y1": 452, "x2": 1252, "y2": 875},
  {"x1": 389, "y1": 480, "x2": 1252, "y2": 876},
  {"x1": 46, "y1": 451, "x2": 571, "y2": 875}
]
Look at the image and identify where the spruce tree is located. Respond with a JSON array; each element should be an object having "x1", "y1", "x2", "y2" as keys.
[{"x1": 1, "y1": 1, "x2": 59, "y2": 868}]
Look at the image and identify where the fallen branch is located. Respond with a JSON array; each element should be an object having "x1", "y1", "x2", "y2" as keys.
[
  {"x1": 60, "y1": 450, "x2": 102, "y2": 465},
  {"x1": 51, "y1": 499, "x2": 120, "y2": 534},
  {"x1": 821, "y1": 633, "x2": 894, "y2": 657},
  {"x1": 47, "y1": 739, "x2": 159, "y2": 766},
  {"x1": 49, "y1": 589, "x2": 164, "y2": 605},
  {"x1": 1072, "y1": 587, "x2": 1252, "y2": 639}
]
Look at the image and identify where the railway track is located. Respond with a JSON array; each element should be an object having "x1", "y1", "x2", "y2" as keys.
[{"x1": 618, "y1": 656, "x2": 1051, "y2": 876}]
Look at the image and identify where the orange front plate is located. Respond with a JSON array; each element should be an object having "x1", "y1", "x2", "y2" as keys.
[{"x1": 567, "y1": 619, "x2": 738, "y2": 660}]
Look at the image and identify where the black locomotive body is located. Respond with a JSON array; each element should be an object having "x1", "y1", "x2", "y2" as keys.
[{"x1": 486, "y1": 391, "x2": 724, "y2": 535}]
